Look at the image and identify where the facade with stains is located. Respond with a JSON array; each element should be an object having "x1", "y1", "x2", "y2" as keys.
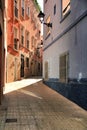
[
  {"x1": 0, "y1": 0, "x2": 5, "y2": 104},
  {"x1": 5, "y1": 0, "x2": 42, "y2": 83},
  {"x1": 43, "y1": 0, "x2": 87, "y2": 109}
]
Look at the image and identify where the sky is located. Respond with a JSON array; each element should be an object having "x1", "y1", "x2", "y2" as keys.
[
  {"x1": 37, "y1": 0, "x2": 43, "y2": 11},
  {"x1": 37, "y1": 0, "x2": 43, "y2": 35}
]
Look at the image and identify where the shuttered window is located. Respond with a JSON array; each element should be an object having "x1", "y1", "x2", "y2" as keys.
[
  {"x1": 21, "y1": 0, "x2": 24, "y2": 16},
  {"x1": 62, "y1": 0, "x2": 70, "y2": 17},
  {"x1": 14, "y1": 0, "x2": 18, "y2": 18},
  {"x1": 21, "y1": 27, "x2": 24, "y2": 45},
  {"x1": 26, "y1": 57, "x2": 29, "y2": 68},
  {"x1": 26, "y1": 32, "x2": 29, "y2": 49},
  {"x1": 14, "y1": 28, "x2": 18, "y2": 50},
  {"x1": 46, "y1": 16, "x2": 51, "y2": 36}
]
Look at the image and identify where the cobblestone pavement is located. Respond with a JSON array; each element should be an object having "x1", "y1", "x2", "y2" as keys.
[{"x1": 0, "y1": 78, "x2": 87, "y2": 130}]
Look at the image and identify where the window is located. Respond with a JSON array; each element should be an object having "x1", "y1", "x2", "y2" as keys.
[
  {"x1": 21, "y1": 27, "x2": 24, "y2": 45},
  {"x1": 26, "y1": 6, "x2": 30, "y2": 17},
  {"x1": 34, "y1": 38, "x2": 36, "y2": 48},
  {"x1": 62, "y1": 0, "x2": 70, "y2": 18},
  {"x1": 38, "y1": 63, "x2": 40, "y2": 71},
  {"x1": 54, "y1": 4, "x2": 56, "y2": 15},
  {"x1": 26, "y1": 57, "x2": 29, "y2": 68},
  {"x1": 26, "y1": 32, "x2": 29, "y2": 49},
  {"x1": 46, "y1": 16, "x2": 51, "y2": 36},
  {"x1": 14, "y1": 0, "x2": 18, "y2": 18},
  {"x1": 21, "y1": 0, "x2": 24, "y2": 16},
  {"x1": 36, "y1": 48, "x2": 40, "y2": 57},
  {"x1": 59, "y1": 53, "x2": 69, "y2": 83},
  {"x1": 14, "y1": 28, "x2": 18, "y2": 50},
  {"x1": 31, "y1": 36, "x2": 34, "y2": 48}
]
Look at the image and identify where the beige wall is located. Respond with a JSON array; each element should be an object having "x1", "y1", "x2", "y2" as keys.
[{"x1": 43, "y1": 0, "x2": 87, "y2": 80}]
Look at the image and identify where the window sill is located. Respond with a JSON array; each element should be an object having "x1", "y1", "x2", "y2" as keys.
[
  {"x1": 45, "y1": 33, "x2": 51, "y2": 40},
  {"x1": 14, "y1": 48, "x2": 19, "y2": 52},
  {"x1": 60, "y1": 10, "x2": 71, "y2": 23}
]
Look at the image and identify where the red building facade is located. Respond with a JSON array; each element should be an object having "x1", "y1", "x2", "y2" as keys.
[{"x1": 6, "y1": 0, "x2": 42, "y2": 83}]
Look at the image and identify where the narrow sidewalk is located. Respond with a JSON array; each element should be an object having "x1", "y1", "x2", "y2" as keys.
[{"x1": 0, "y1": 78, "x2": 87, "y2": 130}]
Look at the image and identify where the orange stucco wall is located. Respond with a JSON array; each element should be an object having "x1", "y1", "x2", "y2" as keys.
[{"x1": 6, "y1": 0, "x2": 42, "y2": 82}]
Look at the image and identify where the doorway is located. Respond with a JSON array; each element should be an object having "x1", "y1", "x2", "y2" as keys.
[
  {"x1": 44, "y1": 61, "x2": 48, "y2": 80},
  {"x1": 14, "y1": 58, "x2": 17, "y2": 80},
  {"x1": 20, "y1": 54, "x2": 24, "y2": 77},
  {"x1": 59, "y1": 52, "x2": 69, "y2": 83}
]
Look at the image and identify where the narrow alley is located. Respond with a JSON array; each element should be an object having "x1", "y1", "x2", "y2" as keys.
[{"x1": 0, "y1": 78, "x2": 87, "y2": 130}]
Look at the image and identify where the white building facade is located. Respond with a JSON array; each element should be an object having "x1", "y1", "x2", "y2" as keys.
[{"x1": 43, "y1": 0, "x2": 87, "y2": 109}]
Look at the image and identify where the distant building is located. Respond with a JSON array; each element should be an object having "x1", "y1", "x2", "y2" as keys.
[
  {"x1": 43, "y1": 0, "x2": 87, "y2": 109},
  {"x1": 5, "y1": 0, "x2": 42, "y2": 83},
  {"x1": 0, "y1": 0, "x2": 5, "y2": 104}
]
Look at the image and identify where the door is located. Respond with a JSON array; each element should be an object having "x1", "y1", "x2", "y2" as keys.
[
  {"x1": 21, "y1": 54, "x2": 24, "y2": 77},
  {"x1": 59, "y1": 53, "x2": 69, "y2": 83},
  {"x1": 14, "y1": 58, "x2": 17, "y2": 80},
  {"x1": 44, "y1": 61, "x2": 48, "y2": 80}
]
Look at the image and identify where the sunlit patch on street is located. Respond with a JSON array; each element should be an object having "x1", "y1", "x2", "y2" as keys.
[{"x1": 4, "y1": 78, "x2": 42, "y2": 94}]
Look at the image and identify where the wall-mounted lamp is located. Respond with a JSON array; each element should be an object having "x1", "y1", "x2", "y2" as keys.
[{"x1": 38, "y1": 11, "x2": 52, "y2": 28}]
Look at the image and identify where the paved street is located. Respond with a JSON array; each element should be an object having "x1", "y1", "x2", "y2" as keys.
[{"x1": 0, "y1": 78, "x2": 87, "y2": 130}]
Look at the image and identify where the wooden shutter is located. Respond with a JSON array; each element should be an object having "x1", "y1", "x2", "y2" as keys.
[{"x1": 59, "y1": 53, "x2": 69, "y2": 83}]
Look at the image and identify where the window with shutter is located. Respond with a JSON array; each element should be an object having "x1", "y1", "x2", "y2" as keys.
[
  {"x1": 21, "y1": 0, "x2": 24, "y2": 16},
  {"x1": 62, "y1": 0, "x2": 70, "y2": 18},
  {"x1": 46, "y1": 16, "x2": 51, "y2": 36},
  {"x1": 14, "y1": 28, "x2": 18, "y2": 50},
  {"x1": 14, "y1": 0, "x2": 18, "y2": 18}
]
